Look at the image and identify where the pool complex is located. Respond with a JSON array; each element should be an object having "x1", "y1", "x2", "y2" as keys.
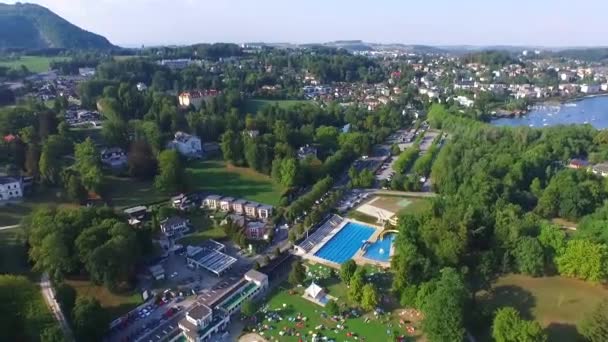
[
  {"x1": 363, "y1": 233, "x2": 395, "y2": 262},
  {"x1": 314, "y1": 222, "x2": 375, "y2": 264}
]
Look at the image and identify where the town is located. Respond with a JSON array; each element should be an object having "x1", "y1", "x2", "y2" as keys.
[{"x1": 2, "y1": 2, "x2": 608, "y2": 342}]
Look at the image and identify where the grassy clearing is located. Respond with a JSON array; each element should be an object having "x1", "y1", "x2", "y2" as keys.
[
  {"x1": 65, "y1": 279, "x2": 143, "y2": 319},
  {"x1": 244, "y1": 99, "x2": 312, "y2": 114},
  {"x1": 347, "y1": 210, "x2": 378, "y2": 225},
  {"x1": 0, "y1": 56, "x2": 68, "y2": 73},
  {"x1": 479, "y1": 274, "x2": 608, "y2": 341},
  {"x1": 177, "y1": 211, "x2": 227, "y2": 245},
  {"x1": 104, "y1": 175, "x2": 167, "y2": 209},
  {"x1": 251, "y1": 264, "x2": 420, "y2": 341},
  {"x1": 186, "y1": 160, "x2": 285, "y2": 206},
  {"x1": 0, "y1": 228, "x2": 30, "y2": 275},
  {"x1": 0, "y1": 188, "x2": 77, "y2": 226}
]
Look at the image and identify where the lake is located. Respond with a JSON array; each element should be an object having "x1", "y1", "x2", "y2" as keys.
[{"x1": 492, "y1": 95, "x2": 608, "y2": 129}]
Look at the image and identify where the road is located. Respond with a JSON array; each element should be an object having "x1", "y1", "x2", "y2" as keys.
[
  {"x1": 0, "y1": 224, "x2": 20, "y2": 231},
  {"x1": 40, "y1": 273, "x2": 75, "y2": 341}
]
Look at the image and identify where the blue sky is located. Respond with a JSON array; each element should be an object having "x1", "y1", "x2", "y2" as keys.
[{"x1": 7, "y1": 0, "x2": 608, "y2": 47}]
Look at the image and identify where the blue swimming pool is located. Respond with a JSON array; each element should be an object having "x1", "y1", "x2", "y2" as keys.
[
  {"x1": 363, "y1": 233, "x2": 395, "y2": 262},
  {"x1": 314, "y1": 222, "x2": 375, "y2": 264}
]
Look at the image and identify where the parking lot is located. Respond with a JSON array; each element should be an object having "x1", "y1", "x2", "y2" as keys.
[{"x1": 107, "y1": 240, "x2": 253, "y2": 342}]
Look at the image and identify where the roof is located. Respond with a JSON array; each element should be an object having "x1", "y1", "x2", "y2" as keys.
[
  {"x1": 148, "y1": 264, "x2": 164, "y2": 275},
  {"x1": 161, "y1": 216, "x2": 187, "y2": 228},
  {"x1": 123, "y1": 206, "x2": 148, "y2": 215},
  {"x1": 593, "y1": 163, "x2": 608, "y2": 173},
  {"x1": 0, "y1": 176, "x2": 20, "y2": 185},
  {"x1": 233, "y1": 199, "x2": 248, "y2": 205},
  {"x1": 305, "y1": 282, "x2": 324, "y2": 298},
  {"x1": 244, "y1": 269, "x2": 268, "y2": 285},
  {"x1": 187, "y1": 303, "x2": 212, "y2": 320},
  {"x1": 244, "y1": 201, "x2": 260, "y2": 208},
  {"x1": 205, "y1": 194, "x2": 223, "y2": 201},
  {"x1": 220, "y1": 197, "x2": 235, "y2": 203}
]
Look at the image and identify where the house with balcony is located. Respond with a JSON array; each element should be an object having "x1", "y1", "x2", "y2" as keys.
[
  {"x1": 160, "y1": 217, "x2": 189, "y2": 237},
  {"x1": 257, "y1": 204, "x2": 273, "y2": 220},
  {"x1": 169, "y1": 132, "x2": 202, "y2": 157},
  {"x1": 203, "y1": 195, "x2": 222, "y2": 210},
  {"x1": 179, "y1": 270, "x2": 268, "y2": 342},
  {"x1": 219, "y1": 197, "x2": 234, "y2": 212},
  {"x1": 232, "y1": 199, "x2": 248, "y2": 215},
  {"x1": 0, "y1": 177, "x2": 23, "y2": 203},
  {"x1": 244, "y1": 202, "x2": 259, "y2": 218}
]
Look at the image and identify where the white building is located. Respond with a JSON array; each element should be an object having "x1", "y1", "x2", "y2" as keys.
[
  {"x1": 178, "y1": 90, "x2": 220, "y2": 109},
  {"x1": 160, "y1": 217, "x2": 189, "y2": 237},
  {"x1": 169, "y1": 132, "x2": 202, "y2": 157},
  {"x1": 454, "y1": 96, "x2": 475, "y2": 108},
  {"x1": 136, "y1": 82, "x2": 147, "y2": 92},
  {"x1": 0, "y1": 177, "x2": 23, "y2": 202},
  {"x1": 581, "y1": 84, "x2": 600, "y2": 94}
]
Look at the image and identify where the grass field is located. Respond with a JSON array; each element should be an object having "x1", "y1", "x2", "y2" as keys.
[
  {"x1": 479, "y1": 274, "x2": 608, "y2": 341},
  {"x1": 0, "y1": 227, "x2": 30, "y2": 275},
  {"x1": 356, "y1": 195, "x2": 431, "y2": 220},
  {"x1": 0, "y1": 188, "x2": 77, "y2": 226},
  {"x1": 186, "y1": 160, "x2": 285, "y2": 206},
  {"x1": 244, "y1": 99, "x2": 312, "y2": 114},
  {"x1": 104, "y1": 175, "x2": 168, "y2": 209},
  {"x1": 250, "y1": 264, "x2": 420, "y2": 341},
  {"x1": 65, "y1": 279, "x2": 143, "y2": 319},
  {"x1": 0, "y1": 56, "x2": 68, "y2": 73},
  {"x1": 177, "y1": 211, "x2": 227, "y2": 245}
]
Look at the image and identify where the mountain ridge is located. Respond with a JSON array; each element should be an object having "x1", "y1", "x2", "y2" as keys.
[{"x1": 0, "y1": 2, "x2": 116, "y2": 50}]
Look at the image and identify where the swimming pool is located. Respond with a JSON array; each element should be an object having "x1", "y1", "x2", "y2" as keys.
[
  {"x1": 363, "y1": 233, "x2": 395, "y2": 262},
  {"x1": 314, "y1": 222, "x2": 375, "y2": 264}
]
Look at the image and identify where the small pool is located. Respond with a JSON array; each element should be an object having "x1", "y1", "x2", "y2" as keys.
[
  {"x1": 363, "y1": 233, "x2": 395, "y2": 262},
  {"x1": 314, "y1": 222, "x2": 375, "y2": 264}
]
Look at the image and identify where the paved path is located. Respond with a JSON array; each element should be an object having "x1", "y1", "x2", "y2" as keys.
[
  {"x1": 40, "y1": 273, "x2": 74, "y2": 341},
  {"x1": 239, "y1": 333, "x2": 268, "y2": 342},
  {"x1": 0, "y1": 224, "x2": 20, "y2": 231},
  {"x1": 372, "y1": 190, "x2": 437, "y2": 197}
]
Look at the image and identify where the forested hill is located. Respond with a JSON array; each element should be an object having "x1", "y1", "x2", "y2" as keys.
[{"x1": 0, "y1": 2, "x2": 115, "y2": 50}]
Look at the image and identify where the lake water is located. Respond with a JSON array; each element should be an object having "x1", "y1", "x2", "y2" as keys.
[{"x1": 492, "y1": 95, "x2": 608, "y2": 129}]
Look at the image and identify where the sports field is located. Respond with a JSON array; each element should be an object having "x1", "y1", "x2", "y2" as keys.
[
  {"x1": 356, "y1": 195, "x2": 430, "y2": 220},
  {"x1": 0, "y1": 56, "x2": 68, "y2": 73},
  {"x1": 187, "y1": 160, "x2": 285, "y2": 206},
  {"x1": 478, "y1": 274, "x2": 608, "y2": 341},
  {"x1": 244, "y1": 99, "x2": 312, "y2": 114}
]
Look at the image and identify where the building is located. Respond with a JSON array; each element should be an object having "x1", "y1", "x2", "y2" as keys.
[
  {"x1": 455, "y1": 96, "x2": 475, "y2": 108},
  {"x1": 203, "y1": 195, "x2": 222, "y2": 210},
  {"x1": 123, "y1": 205, "x2": 148, "y2": 226},
  {"x1": 148, "y1": 264, "x2": 165, "y2": 280},
  {"x1": 244, "y1": 202, "x2": 259, "y2": 218},
  {"x1": 297, "y1": 145, "x2": 317, "y2": 160},
  {"x1": 159, "y1": 59, "x2": 193, "y2": 70},
  {"x1": 78, "y1": 67, "x2": 96, "y2": 77},
  {"x1": 0, "y1": 177, "x2": 23, "y2": 202},
  {"x1": 179, "y1": 270, "x2": 268, "y2": 342},
  {"x1": 169, "y1": 132, "x2": 202, "y2": 157},
  {"x1": 160, "y1": 217, "x2": 189, "y2": 237},
  {"x1": 178, "y1": 90, "x2": 220, "y2": 109},
  {"x1": 231, "y1": 199, "x2": 248, "y2": 215},
  {"x1": 136, "y1": 82, "x2": 147, "y2": 91},
  {"x1": 581, "y1": 84, "x2": 600, "y2": 94},
  {"x1": 591, "y1": 163, "x2": 608, "y2": 177},
  {"x1": 219, "y1": 197, "x2": 234, "y2": 212},
  {"x1": 257, "y1": 204, "x2": 273, "y2": 220},
  {"x1": 245, "y1": 221, "x2": 269, "y2": 240},
  {"x1": 568, "y1": 158, "x2": 589, "y2": 170},
  {"x1": 100, "y1": 147, "x2": 127, "y2": 168}
]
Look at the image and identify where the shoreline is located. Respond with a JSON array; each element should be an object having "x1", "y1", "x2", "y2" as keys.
[{"x1": 493, "y1": 92, "x2": 608, "y2": 118}]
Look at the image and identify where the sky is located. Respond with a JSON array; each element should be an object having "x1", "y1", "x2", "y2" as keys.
[{"x1": 6, "y1": 0, "x2": 608, "y2": 47}]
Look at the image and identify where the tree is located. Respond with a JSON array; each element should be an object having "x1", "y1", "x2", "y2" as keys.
[
  {"x1": 278, "y1": 158, "x2": 299, "y2": 187},
  {"x1": 513, "y1": 237, "x2": 545, "y2": 276},
  {"x1": 492, "y1": 307, "x2": 547, "y2": 342},
  {"x1": 288, "y1": 260, "x2": 306, "y2": 286},
  {"x1": 55, "y1": 283, "x2": 77, "y2": 317},
  {"x1": 421, "y1": 268, "x2": 469, "y2": 342},
  {"x1": 72, "y1": 296, "x2": 108, "y2": 342},
  {"x1": 241, "y1": 299, "x2": 256, "y2": 317},
  {"x1": 578, "y1": 299, "x2": 608, "y2": 342},
  {"x1": 361, "y1": 283, "x2": 379, "y2": 311},
  {"x1": 25, "y1": 144, "x2": 40, "y2": 178},
  {"x1": 74, "y1": 138, "x2": 103, "y2": 193},
  {"x1": 39, "y1": 135, "x2": 67, "y2": 185},
  {"x1": 155, "y1": 150, "x2": 185, "y2": 192},
  {"x1": 101, "y1": 119, "x2": 130, "y2": 148},
  {"x1": 348, "y1": 268, "x2": 366, "y2": 304},
  {"x1": 326, "y1": 300, "x2": 340, "y2": 316},
  {"x1": 340, "y1": 259, "x2": 357, "y2": 285},
  {"x1": 40, "y1": 325, "x2": 65, "y2": 342},
  {"x1": 128, "y1": 140, "x2": 158, "y2": 180},
  {"x1": 65, "y1": 173, "x2": 87, "y2": 204},
  {"x1": 557, "y1": 239, "x2": 608, "y2": 282},
  {"x1": 220, "y1": 130, "x2": 244, "y2": 165}
]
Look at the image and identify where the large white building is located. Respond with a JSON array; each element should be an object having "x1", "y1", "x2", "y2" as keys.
[
  {"x1": 169, "y1": 132, "x2": 202, "y2": 157},
  {"x1": 0, "y1": 177, "x2": 23, "y2": 202},
  {"x1": 178, "y1": 90, "x2": 220, "y2": 109}
]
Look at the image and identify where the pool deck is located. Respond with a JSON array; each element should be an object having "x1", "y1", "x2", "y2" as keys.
[{"x1": 298, "y1": 218, "x2": 392, "y2": 269}]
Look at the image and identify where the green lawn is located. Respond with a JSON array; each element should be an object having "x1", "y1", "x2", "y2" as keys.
[
  {"x1": 177, "y1": 211, "x2": 227, "y2": 245},
  {"x1": 398, "y1": 197, "x2": 431, "y2": 215},
  {"x1": 478, "y1": 274, "x2": 608, "y2": 341},
  {"x1": 248, "y1": 264, "x2": 419, "y2": 341},
  {"x1": 104, "y1": 175, "x2": 168, "y2": 209},
  {"x1": 186, "y1": 160, "x2": 285, "y2": 206},
  {"x1": 0, "y1": 56, "x2": 69, "y2": 73},
  {"x1": 0, "y1": 227, "x2": 30, "y2": 274},
  {"x1": 65, "y1": 279, "x2": 143, "y2": 319},
  {"x1": 347, "y1": 210, "x2": 378, "y2": 225},
  {"x1": 0, "y1": 188, "x2": 77, "y2": 226},
  {"x1": 244, "y1": 99, "x2": 312, "y2": 114}
]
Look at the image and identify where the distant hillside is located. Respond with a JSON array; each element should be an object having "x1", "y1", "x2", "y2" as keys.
[{"x1": 0, "y1": 2, "x2": 115, "y2": 50}]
